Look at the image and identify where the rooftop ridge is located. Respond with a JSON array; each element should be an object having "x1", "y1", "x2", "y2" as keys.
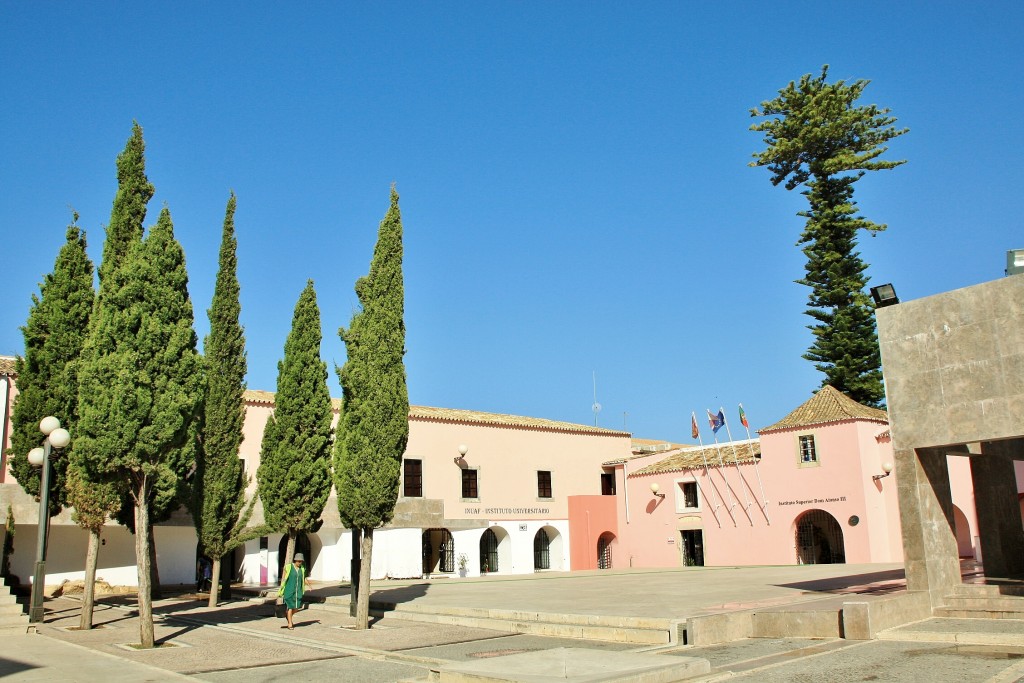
[{"x1": 759, "y1": 385, "x2": 887, "y2": 432}]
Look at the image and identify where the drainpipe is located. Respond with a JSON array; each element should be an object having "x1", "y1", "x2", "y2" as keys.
[{"x1": 0, "y1": 372, "x2": 10, "y2": 483}]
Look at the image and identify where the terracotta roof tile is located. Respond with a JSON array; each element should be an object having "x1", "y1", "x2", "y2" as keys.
[
  {"x1": 760, "y1": 385, "x2": 888, "y2": 432},
  {"x1": 631, "y1": 440, "x2": 761, "y2": 476},
  {"x1": 241, "y1": 389, "x2": 628, "y2": 436},
  {"x1": 0, "y1": 356, "x2": 15, "y2": 375}
]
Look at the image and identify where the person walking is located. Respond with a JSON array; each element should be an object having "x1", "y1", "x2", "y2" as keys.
[{"x1": 277, "y1": 552, "x2": 306, "y2": 629}]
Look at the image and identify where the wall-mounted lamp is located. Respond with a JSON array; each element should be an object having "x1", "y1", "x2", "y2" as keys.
[
  {"x1": 650, "y1": 482, "x2": 665, "y2": 499},
  {"x1": 872, "y1": 462, "x2": 894, "y2": 481},
  {"x1": 454, "y1": 443, "x2": 468, "y2": 465},
  {"x1": 870, "y1": 283, "x2": 899, "y2": 308}
]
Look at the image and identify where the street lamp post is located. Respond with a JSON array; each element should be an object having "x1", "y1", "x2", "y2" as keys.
[{"x1": 26, "y1": 416, "x2": 71, "y2": 623}]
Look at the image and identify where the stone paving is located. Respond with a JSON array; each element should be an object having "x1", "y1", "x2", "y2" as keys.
[{"x1": 3, "y1": 565, "x2": 1024, "y2": 682}]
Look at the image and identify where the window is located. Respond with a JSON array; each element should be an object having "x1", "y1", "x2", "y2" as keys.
[
  {"x1": 680, "y1": 481, "x2": 699, "y2": 509},
  {"x1": 799, "y1": 435, "x2": 818, "y2": 465},
  {"x1": 537, "y1": 470, "x2": 552, "y2": 498},
  {"x1": 403, "y1": 459, "x2": 422, "y2": 497},
  {"x1": 601, "y1": 472, "x2": 616, "y2": 495},
  {"x1": 461, "y1": 469, "x2": 478, "y2": 499},
  {"x1": 534, "y1": 529, "x2": 550, "y2": 570}
]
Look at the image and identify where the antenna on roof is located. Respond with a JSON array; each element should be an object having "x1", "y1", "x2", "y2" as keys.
[{"x1": 592, "y1": 371, "x2": 602, "y2": 427}]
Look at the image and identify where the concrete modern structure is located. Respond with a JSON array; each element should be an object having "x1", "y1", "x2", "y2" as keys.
[{"x1": 877, "y1": 273, "x2": 1024, "y2": 605}]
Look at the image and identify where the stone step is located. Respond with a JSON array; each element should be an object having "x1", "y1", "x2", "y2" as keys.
[
  {"x1": 941, "y1": 596, "x2": 1024, "y2": 612},
  {"x1": 313, "y1": 598, "x2": 674, "y2": 645},
  {"x1": 951, "y1": 584, "x2": 1024, "y2": 598},
  {"x1": 877, "y1": 617, "x2": 1024, "y2": 647},
  {"x1": 0, "y1": 613, "x2": 29, "y2": 629},
  {"x1": 934, "y1": 608, "x2": 1024, "y2": 620}
]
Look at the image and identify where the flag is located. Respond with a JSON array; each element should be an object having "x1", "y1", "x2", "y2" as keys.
[
  {"x1": 739, "y1": 404, "x2": 749, "y2": 429},
  {"x1": 691, "y1": 413, "x2": 699, "y2": 440},
  {"x1": 707, "y1": 409, "x2": 724, "y2": 433}
]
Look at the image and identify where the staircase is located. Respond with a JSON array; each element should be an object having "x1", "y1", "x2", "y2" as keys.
[
  {"x1": 876, "y1": 584, "x2": 1024, "y2": 646},
  {"x1": 0, "y1": 582, "x2": 29, "y2": 633}
]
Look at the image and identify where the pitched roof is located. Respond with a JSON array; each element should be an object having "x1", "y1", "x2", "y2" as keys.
[
  {"x1": 631, "y1": 440, "x2": 761, "y2": 476},
  {"x1": 241, "y1": 389, "x2": 629, "y2": 437},
  {"x1": 409, "y1": 405, "x2": 630, "y2": 436},
  {"x1": 760, "y1": 385, "x2": 888, "y2": 432},
  {"x1": 0, "y1": 356, "x2": 14, "y2": 375}
]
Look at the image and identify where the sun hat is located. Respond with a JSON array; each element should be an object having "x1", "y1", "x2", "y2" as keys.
[{"x1": 294, "y1": 553, "x2": 305, "y2": 561}]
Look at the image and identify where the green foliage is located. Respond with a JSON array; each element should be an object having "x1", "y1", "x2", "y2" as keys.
[
  {"x1": 193, "y1": 193, "x2": 260, "y2": 559},
  {"x1": 750, "y1": 66, "x2": 906, "y2": 406},
  {"x1": 76, "y1": 206, "x2": 203, "y2": 507},
  {"x1": 9, "y1": 218, "x2": 94, "y2": 516},
  {"x1": 256, "y1": 281, "x2": 333, "y2": 540},
  {"x1": 334, "y1": 187, "x2": 410, "y2": 530},
  {"x1": 99, "y1": 122, "x2": 154, "y2": 286}
]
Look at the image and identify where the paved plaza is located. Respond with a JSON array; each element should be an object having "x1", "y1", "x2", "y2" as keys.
[{"x1": 1, "y1": 565, "x2": 1023, "y2": 682}]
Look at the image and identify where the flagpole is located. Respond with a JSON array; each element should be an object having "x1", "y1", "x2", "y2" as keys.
[
  {"x1": 720, "y1": 406, "x2": 754, "y2": 525},
  {"x1": 739, "y1": 403, "x2": 770, "y2": 524},
  {"x1": 691, "y1": 412, "x2": 722, "y2": 528},
  {"x1": 707, "y1": 409, "x2": 738, "y2": 517}
]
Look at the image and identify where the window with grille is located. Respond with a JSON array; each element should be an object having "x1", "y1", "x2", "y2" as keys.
[
  {"x1": 799, "y1": 435, "x2": 818, "y2": 464},
  {"x1": 403, "y1": 459, "x2": 422, "y2": 497},
  {"x1": 681, "y1": 482, "x2": 699, "y2": 509},
  {"x1": 461, "y1": 469, "x2": 478, "y2": 499},
  {"x1": 533, "y1": 529, "x2": 550, "y2": 570},
  {"x1": 537, "y1": 470, "x2": 552, "y2": 498},
  {"x1": 601, "y1": 472, "x2": 616, "y2": 495}
]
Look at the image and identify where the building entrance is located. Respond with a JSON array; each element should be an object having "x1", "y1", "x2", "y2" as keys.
[
  {"x1": 680, "y1": 530, "x2": 704, "y2": 566},
  {"x1": 795, "y1": 509, "x2": 845, "y2": 564}
]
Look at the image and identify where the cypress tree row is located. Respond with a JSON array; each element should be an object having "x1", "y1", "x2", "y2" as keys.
[
  {"x1": 76, "y1": 207, "x2": 203, "y2": 648},
  {"x1": 257, "y1": 281, "x2": 333, "y2": 567},
  {"x1": 192, "y1": 193, "x2": 262, "y2": 607},
  {"x1": 9, "y1": 218, "x2": 95, "y2": 515},
  {"x1": 750, "y1": 66, "x2": 907, "y2": 406},
  {"x1": 334, "y1": 186, "x2": 409, "y2": 629}
]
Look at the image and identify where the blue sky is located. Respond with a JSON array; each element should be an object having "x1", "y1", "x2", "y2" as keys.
[{"x1": 2, "y1": 3, "x2": 1021, "y2": 442}]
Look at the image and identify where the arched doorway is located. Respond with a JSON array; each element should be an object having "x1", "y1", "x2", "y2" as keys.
[
  {"x1": 277, "y1": 533, "x2": 312, "y2": 579},
  {"x1": 597, "y1": 532, "x2": 614, "y2": 569},
  {"x1": 422, "y1": 528, "x2": 454, "y2": 575},
  {"x1": 533, "y1": 526, "x2": 564, "y2": 570},
  {"x1": 480, "y1": 529, "x2": 499, "y2": 573},
  {"x1": 794, "y1": 509, "x2": 845, "y2": 564}
]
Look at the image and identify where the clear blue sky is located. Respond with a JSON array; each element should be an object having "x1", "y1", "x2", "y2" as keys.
[{"x1": 2, "y1": 3, "x2": 1021, "y2": 442}]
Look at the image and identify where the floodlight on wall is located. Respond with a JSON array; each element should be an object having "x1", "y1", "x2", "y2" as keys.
[
  {"x1": 650, "y1": 482, "x2": 665, "y2": 499},
  {"x1": 872, "y1": 462, "x2": 894, "y2": 481},
  {"x1": 454, "y1": 443, "x2": 469, "y2": 465},
  {"x1": 870, "y1": 284, "x2": 899, "y2": 308},
  {"x1": 1007, "y1": 249, "x2": 1024, "y2": 276}
]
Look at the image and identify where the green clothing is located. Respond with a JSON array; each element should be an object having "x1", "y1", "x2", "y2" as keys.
[{"x1": 278, "y1": 562, "x2": 305, "y2": 610}]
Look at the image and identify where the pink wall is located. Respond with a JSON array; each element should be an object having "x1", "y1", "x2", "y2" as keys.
[
  {"x1": 568, "y1": 495, "x2": 618, "y2": 570},
  {"x1": 619, "y1": 420, "x2": 902, "y2": 568},
  {"x1": 405, "y1": 418, "x2": 629, "y2": 522}
]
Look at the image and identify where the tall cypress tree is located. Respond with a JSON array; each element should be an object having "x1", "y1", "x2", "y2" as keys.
[
  {"x1": 334, "y1": 187, "x2": 409, "y2": 629},
  {"x1": 257, "y1": 281, "x2": 333, "y2": 567},
  {"x1": 192, "y1": 193, "x2": 261, "y2": 607},
  {"x1": 750, "y1": 66, "x2": 907, "y2": 406},
  {"x1": 9, "y1": 218, "x2": 95, "y2": 514},
  {"x1": 99, "y1": 121, "x2": 154, "y2": 286},
  {"x1": 76, "y1": 207, "x2": 203, "y2": 648}
]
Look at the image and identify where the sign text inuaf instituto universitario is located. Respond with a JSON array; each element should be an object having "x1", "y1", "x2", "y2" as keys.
[{"x1": 463, "y1": 507, "x2": 551, "y2": 516}]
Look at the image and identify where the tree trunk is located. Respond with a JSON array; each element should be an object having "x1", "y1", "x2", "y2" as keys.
[
  {"x1": 148, "y1": 522, "x2": 161, "y2": 599},
  {"x1": 79, "y1": 528, "x2": 101, "y2": 630},
  {"x1": 355, "y1": 527, "x2": 373, "y2": 629},
  {"x1": 284, "y1": 532, "x2": 296, "y2": 570},
  {"x1": 135, "y1": 484, "x2": 155, "y2": 648},
  {"x1": 350, "y1": 527, "x2": 361, "y2": 617},
  {"x1": 208, "y1": 556, "x2": 221, "y2": 608}
]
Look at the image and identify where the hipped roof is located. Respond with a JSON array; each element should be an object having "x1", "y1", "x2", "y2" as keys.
[{"x1": 759, "y1": 385, "x2": 887, "y2": 432}]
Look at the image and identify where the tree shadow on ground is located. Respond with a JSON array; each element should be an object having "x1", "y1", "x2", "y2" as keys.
[{"x1": 777, "y1": 568, "x2": 907, "y2": 594}]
